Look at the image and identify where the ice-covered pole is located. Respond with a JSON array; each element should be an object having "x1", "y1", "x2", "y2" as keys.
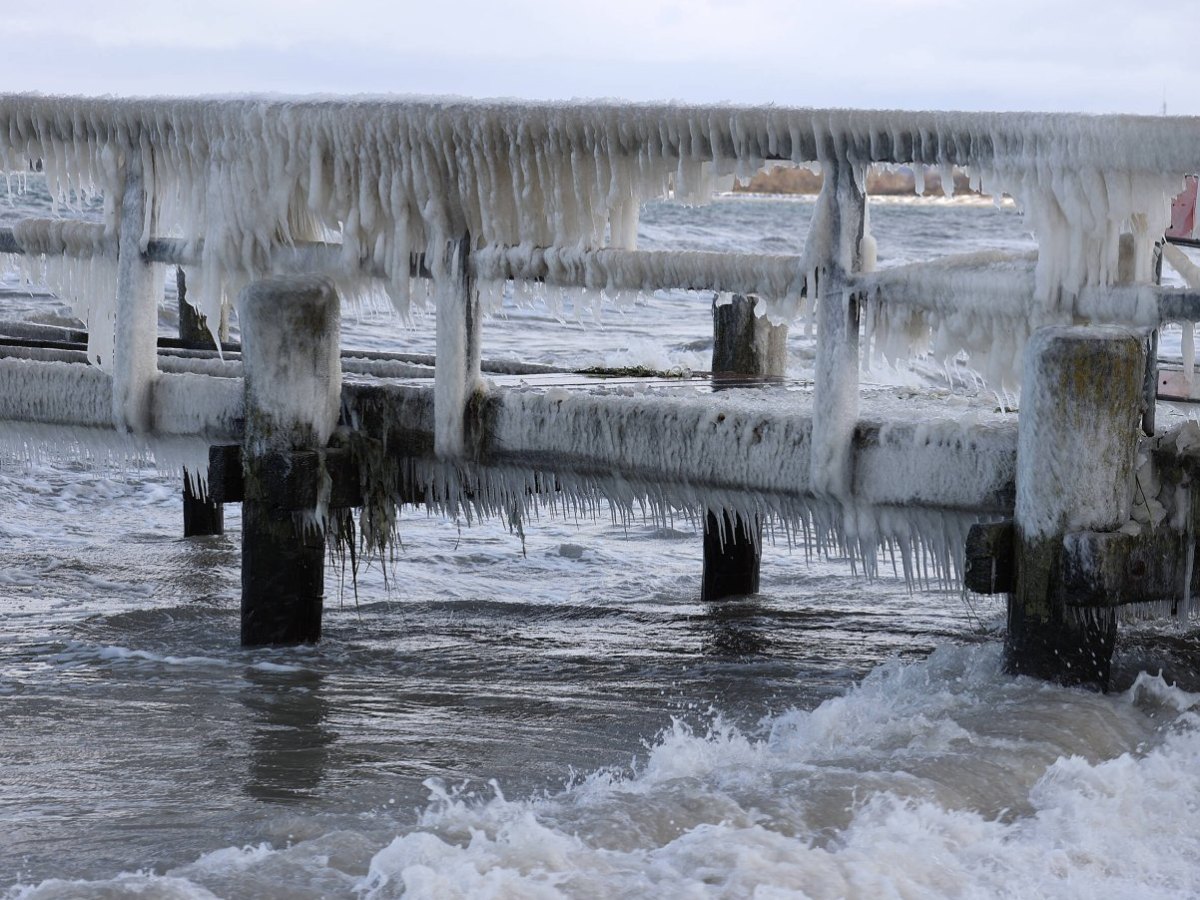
[
  {"x1": 1007, "y1": 325, "x2": 1144, "y2": 686},
  {"x1": 434, "y1": 234, "x2": 482, "y2": 457},
  {"x1": 178, "y1": 267, "x2": 225, "y2": 538},
  {"x1": 238, "y1": 276, "x2": 341, "y2": 646},
  {"x1": 809, "y1": 157, "x2": 866, "y2": 498},
  {"x1": 111, "y1": 145, "x2": 159, "y2": 432}
]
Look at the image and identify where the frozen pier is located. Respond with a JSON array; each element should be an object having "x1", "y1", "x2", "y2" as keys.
[{"x1": 3, "y1": 96, "x2": 1200, "y2": 686}]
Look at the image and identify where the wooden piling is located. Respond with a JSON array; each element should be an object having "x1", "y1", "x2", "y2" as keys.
[
  {"x1": 702, "y1": 294, "x2": 787, "y2": 601},
  {"x1": 239, "y1": 276, "x2": 341, "y2": 646},
  {"x1": 711, "y1": 294, "x2": 787, "y2": 381},
  {"x1": 1006, "y1": 325, "x2": 1145, "y2": 687},
  {"x1": 177, "y1": 267, "x2": 225, "y2": 537}
]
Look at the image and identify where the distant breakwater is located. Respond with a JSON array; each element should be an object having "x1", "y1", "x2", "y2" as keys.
[{"x1": 736, "y1": 164, "x2": 978, "y2": 196}]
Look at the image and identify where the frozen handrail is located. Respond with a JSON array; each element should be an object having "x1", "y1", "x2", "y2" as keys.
[{"x1": 9, "y1": 223, "x2": 1200, "y2": 326}]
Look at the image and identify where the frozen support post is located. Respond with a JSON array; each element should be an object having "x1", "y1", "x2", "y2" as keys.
[
  {"x1": 434, "y1": 234, "x2": 482, "y2": 457},
  {"x1": 178, "y1": 267, "x2": 224, "y2": 537},
  {"x1": 809, "y1": 157, "x2": 866, "y2": 498},
  {"x1": 239, "y1": 277, "x2": 341, "y2": 646},
  {"x1": 703, "y1": 294, "x2": 787, "y2": 601},
  {"x1": 1007, "y1": 326, "x2": 1144, "y2": 687},
  {"x1": 112, "y1": 145, "x2": 158, "y2": 433}
]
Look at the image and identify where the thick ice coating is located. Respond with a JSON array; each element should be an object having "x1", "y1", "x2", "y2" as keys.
[
  {"x1": 0, "y1": 96, "x2": 1194, "y2": 327},
  {"x1": 0, "y1": 94, "x2": 1196, "y2": 444}
]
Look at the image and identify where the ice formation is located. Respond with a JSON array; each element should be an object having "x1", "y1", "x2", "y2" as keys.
[
  {"x1": 859, "y1": 250, "x2": 1039, "y2": 388},
  {"x1": 338, "y1": 380, "x2": 1017, "y2": 585},
  {"x1": 0, "y1": 95, "x2": 1196, "y2": 577},
  {"x1": 0, "y1": 96, "x2": 1190, "y2": 328},
  {"x1": 0, "y1": 98, "x2": 1188, "y2": 403}
]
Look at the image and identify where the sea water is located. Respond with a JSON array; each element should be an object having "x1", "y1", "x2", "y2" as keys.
[{"x1": 1, "y1": 191, "x2": 1199, "y2": 898}]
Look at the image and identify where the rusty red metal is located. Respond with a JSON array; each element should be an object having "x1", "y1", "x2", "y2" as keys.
[{"x1": 1168, "y1": 175, "x2": 1199, "y2": 240}]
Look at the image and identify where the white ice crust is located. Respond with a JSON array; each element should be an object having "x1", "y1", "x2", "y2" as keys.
[
  {"x1": 0, "y1": 95, "x2": 1194, "y2": 568},
  {"x1": 0, "y1": 95, "x2": 1191, "y2": 325}
]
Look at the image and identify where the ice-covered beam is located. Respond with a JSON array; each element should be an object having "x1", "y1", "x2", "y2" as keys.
[
  {"x1": 434, "y1": 235, "x2": 481, "y2": 457},
  {"x1": 1008, "y1": 326, "x2": 1145, "y2": 687},
  {"x1": 10, "y1": 218, "x2": 1200, "y2": 331},
  {"x1": 238, "y1": 276, "x2": 341, "y2": 646},
  {"x1": 111, "y1": 149, "x2": 159, "y2": 433},
  {"x1": 1, "y1": 224, "x2": 805, "y2": 301},
  {"x1": 0, "y1": 357, "x2": 242, "y2": 436},
  {"x1": 4, "y1": 96, "x2": 1200, "y2": 175},
  {"x1": 853, "y1": 251, "x2": 1037, "y2": 314},
  {"x1": 473, "y1": 246, "x2": 806, "y2": 300},
  {"x1": 342, "y1": 382, "x2": 1018, "y2": 514}
]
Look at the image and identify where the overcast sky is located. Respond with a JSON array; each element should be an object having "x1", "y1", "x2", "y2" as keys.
[{"x1": 4, "y1": 0, "x2": 1196, "y2": 115}]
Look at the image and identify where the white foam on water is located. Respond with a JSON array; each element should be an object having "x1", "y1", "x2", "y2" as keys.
[
  {"x1": 10, "y1": 646, "x2": 1195, "y2": 899},
  {"x1": 4, "y1": 874, "x2": 220, "y2": 899},
  {"x1": 347, "y1": 650, "x2": 1200, "y2": 899},
  {"x1": 47, "y1": 641, "x2": 307, "y2": 674}
]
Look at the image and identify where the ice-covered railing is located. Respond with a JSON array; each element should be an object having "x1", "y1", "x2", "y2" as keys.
[{"x1": 3, "y1": 94, "x2": 1200, "y2": 467}]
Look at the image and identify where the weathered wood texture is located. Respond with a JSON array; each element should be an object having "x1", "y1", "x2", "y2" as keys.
[
  {"x1": 964, "y1": 521, "x2": 1015, "y2": 594},
  {"x1": 711, "y1": 294, "x2": 787, "y2": 380}
]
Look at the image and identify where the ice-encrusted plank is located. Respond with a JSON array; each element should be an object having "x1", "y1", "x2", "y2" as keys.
[
  {"x1": 0, "y1": 357, "x2": 242, "y2": 437},
  {"x1": 342, "y1": 380, "x2": 1018, "y2": 513},
  {"x1": 112, "y1": 147, "x2": 161, "y2": 433}
]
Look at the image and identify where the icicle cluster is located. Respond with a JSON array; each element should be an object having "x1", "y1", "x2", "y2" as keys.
[
  {"x1": 0, "y1": 96, "x2": 1194, "y2": 341},
  {"x1": 346, "y1": 456, "x2": 978, "y2": 590},
  {"x1": 860, "y1": 251, "x2": 1040, "y2": 388}
]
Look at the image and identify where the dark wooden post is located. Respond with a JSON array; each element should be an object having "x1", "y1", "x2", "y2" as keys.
[
  {"x1": 1006, "y1": 326, "x2": 1144, "y2": 687},
  {"x1": 702, "y1": 294, "x2": 788, "y2": 602},
  {"x1": 239, "y1": 276, "x2": 341, "y2": 646},
  {"x1": 711, "y1": 294, "x2": 787, "y2": 382},
  {"x1": 177, "y1": 267, "x2": 225, "y2": 536}
]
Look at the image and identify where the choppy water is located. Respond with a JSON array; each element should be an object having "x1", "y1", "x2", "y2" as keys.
[{"x1": 2, "y1": 192, "x2": 1200, "y2": 898}]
